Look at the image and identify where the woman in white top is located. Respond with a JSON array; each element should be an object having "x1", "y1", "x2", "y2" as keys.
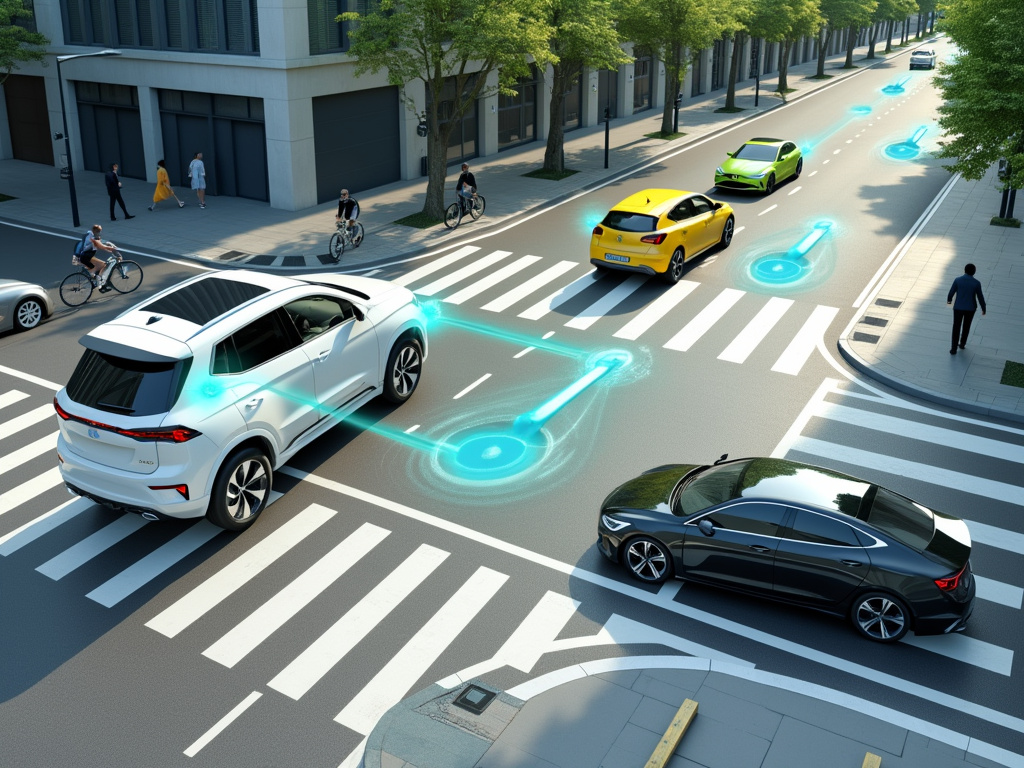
[{"x1": 188, "y1": 152, "x2": 207, "y2": 208}]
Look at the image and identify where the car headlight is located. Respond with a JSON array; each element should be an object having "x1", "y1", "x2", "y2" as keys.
[
  {"x1": 749, "y1": 170, "x2": 769, "y2": 179},
  {"x1": 601, "y1": 514, "x2": 631, "y2": 532},
  {"x1": 715, "y1": 167, "x2": 724, "y2": 175}
]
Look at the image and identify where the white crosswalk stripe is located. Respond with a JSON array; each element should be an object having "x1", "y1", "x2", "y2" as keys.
[
  {"x1": 391, "y1": 246, "x2": 480, "y2": 287},
  {"x1": 771, "y1": 305, "x2": 839, "y2": 375},
  {"x1": 718, "y1": 296, "x2": 794, "y2": 363},
  {"x1": 519, "y1": 269, "x2": 598, "y2": 320},
  {"x1": 413, "y1": 250, "x2": 513, "y2": 296},
  {"x1": 0, "y1": 466, "x2": 62, "y2": 517},
  {"x1": 613, "y1": 280, "x2": 698, "y2": 340},
  {"x1": 0, "y1": 404, "x2": 54, "y2": 443},
  {"x1": 444, "y1": 255, "x2": 541, "y2": 305},
  {"x1": 481, "y1": 260, "x2": 578, "y2": 313},
  {"x1": 36, "y1": 513, "x2": 149, "y2": 580},
  {"x1": 565, "y1": 275, "x2": 647, "y2": 330},
  {"x1": 664, "y1": 288, "x2": 745, "y2": 351}
]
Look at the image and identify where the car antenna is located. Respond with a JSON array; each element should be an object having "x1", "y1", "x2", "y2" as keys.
[{"x1": 713, "y1": 453, "x2": 728, "y2": 465}]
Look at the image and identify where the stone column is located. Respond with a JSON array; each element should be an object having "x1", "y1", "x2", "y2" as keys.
[{"x1": 478, "y1": 70, "x2": 500, "y2": 157}]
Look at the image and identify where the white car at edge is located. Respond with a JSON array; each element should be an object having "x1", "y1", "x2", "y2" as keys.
[{"x1": 54, "y1": 269, "x2": 427, "y2": 531}]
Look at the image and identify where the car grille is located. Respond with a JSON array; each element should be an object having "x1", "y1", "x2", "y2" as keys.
[{"x1": 716, "y1": 180, "x2": 755, "y2": 189}]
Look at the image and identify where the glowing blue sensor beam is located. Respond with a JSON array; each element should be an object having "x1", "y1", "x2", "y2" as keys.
[
  {"x1": 885, "y1": 126, "x2": 928, "y2": 160},
  {"x1": 786, "y1": 221, "x2": 833, "y2": 258},
  {"x1": 749, "y1": 221, "x2": 834, "y2": 285}
]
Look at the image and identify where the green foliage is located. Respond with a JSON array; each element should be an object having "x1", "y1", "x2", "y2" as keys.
[
  {"x1": 1001, "y1": 360, "x2": 1024, "y2": 388},
  {"x1": 0, "y1": 0, "x2": 48, "y2": 84},
  {"x1": 935, "y1": 0, "x2": 1024, "y2": 189},
  {"x1": 747, "y1": 0, "x2": 822, "y2": 43},
  {"x1": 818, "y1": 0, "x2": 875, "y2": 29}
]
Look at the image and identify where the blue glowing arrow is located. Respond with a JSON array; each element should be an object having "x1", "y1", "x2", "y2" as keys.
[{"x1": 785, "y1": 221, "x2": 833, "y2": 258}]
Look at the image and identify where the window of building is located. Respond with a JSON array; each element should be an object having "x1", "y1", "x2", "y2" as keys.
[
  {"x1": 426, "y1": 75, "x2": 479, "y2": 165},
  {"x1": 633, "y1": 50, "x2": 652, "y2": 112},
  {"x1": 498, "y1": 65, "x2": 538, "y2": 150},
  {"x1": 309, "y1": 0, "x2": 376, "y2": 55}
]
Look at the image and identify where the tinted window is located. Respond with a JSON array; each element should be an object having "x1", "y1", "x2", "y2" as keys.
[
  {"x1": 690, "y1": 196, "x2": 712, "y2": 215},
  {"x1": 140, "y1": 277, "x2": 269, "y2": 326},
  {"x1": 667, "y1": 200, "x2": 694, "y2": 221},
  {"x1": 786, "y1": 509, "x2": 861, "y2": 546},
  {"x1": 601, "y1": 211, "x2": 659, "y2": 233},
  {"x1": 702, "y1": 503, "x2": 786, "y2": 536},
  {"x1": 285, "y1": 296, "x2": 355, "y2": 342},
  {"x1": 213, "y1": 309, "x2": 299, "y2": 375},
  {"x1": 867, "y1": 488, "x2": 934, "y2": 551},
  {"x1": 734, "y1": 143, "x2": 778, "y2": 162},
  {"x1": 782, "y1": 143, "x2": 796, "y2": 155},
  {"x1": 677, "y1": 461, "x2": 749, "y2": 516},
  {"x1": 66, "y1": 349, "x2": 192, "y2": 416}
]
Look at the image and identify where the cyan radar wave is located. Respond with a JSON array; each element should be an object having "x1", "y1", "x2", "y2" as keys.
[
  {"x1": 748, "y1": 221, "x2": 833, "y2": 286},
  {"x1": 884, "y1": 126, "x2": 927, "y2": 160}
]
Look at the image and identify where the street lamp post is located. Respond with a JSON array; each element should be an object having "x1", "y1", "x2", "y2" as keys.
[{"x1": 55, "y1": 49, "x2": 121, "y2": 228}]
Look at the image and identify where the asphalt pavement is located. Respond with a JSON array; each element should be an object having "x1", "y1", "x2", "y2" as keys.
[{"x1": 2, "y1": 37, "x2": 1023, "y2": 768}]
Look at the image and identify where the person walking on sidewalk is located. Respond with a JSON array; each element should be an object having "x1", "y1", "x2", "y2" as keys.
[
  {"x1": 105, "y1": 163, "x2": 134, "y2": 221},
  {"x1": 946, "y1": 262, "x2": 986, "y2": 354},
  {"x1": 188, "y1": 152, "x2": 207, "y2": 208},
  {"x1": 148, "y1": 159, "x2": 185, "y2": 211}
]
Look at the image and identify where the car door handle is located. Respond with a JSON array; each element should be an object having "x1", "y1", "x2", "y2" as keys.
[
  {"x1": 317, "y1": 350, "x2": 330, "y2": 362},
  {"x1": 749, "y1": 545, "x2": 772, "y2": 553},
  {"x1": 244, "y1": 397, "x2": 262, "y2": 410},
  {"x1": 841, "y1": 560, "x2": 864, "y2": 567}
]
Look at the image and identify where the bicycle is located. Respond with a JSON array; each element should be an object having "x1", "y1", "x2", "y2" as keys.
[
  {"x1": 444, "y1": 190, "x2": 486, "y2": 230},
  {"x1": 59, "y1": 248, "x2": 144, "y2": 307},
  {"x1": 328, "y1": 220, "x2": 365, "y2": 262}
]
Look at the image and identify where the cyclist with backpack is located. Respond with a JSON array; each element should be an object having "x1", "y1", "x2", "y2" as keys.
[
  {"x1": 456, "y1": 163, "x2": 477, "y2": 215},
  {"x1": 75, "y1": 224, "x2": 118, "y2": 292}
]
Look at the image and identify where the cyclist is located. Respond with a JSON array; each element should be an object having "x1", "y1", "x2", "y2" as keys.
[
  {"x1": 456, "y1": 163, "x2": 477, "y2": 214},
  {"x1": 335, "y1": 189, "x2": 360, "y2": 234},
  {"x1": 78, "y1": 224, "x2": 119, "y2": 292}
]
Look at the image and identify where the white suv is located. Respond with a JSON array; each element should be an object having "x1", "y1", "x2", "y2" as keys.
[{"x1": 55, "y1": 269, "x2": 427, "y2": 531}]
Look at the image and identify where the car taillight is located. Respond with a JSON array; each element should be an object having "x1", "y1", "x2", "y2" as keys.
[
  {"x1": 935, "y1": 564, "x2": 967, "y2": 592},
  {"x1": 592, "y1": 225, "x2": 604, "y2": 236},
  {"x1": 149, "y1": 484, "x2": 190, "y2": 500},
  {"x1": 54, "y1": 397, "x2": 201, "y2": 443},
  {"x1": 640, "y1": 233, "x2": 667, "y2": 244}
]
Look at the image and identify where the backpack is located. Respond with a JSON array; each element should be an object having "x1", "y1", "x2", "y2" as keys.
[{"x1": 73, "y1": 232, "x2": 91, "y2": 257}]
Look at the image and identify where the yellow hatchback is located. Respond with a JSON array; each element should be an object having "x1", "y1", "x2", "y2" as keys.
[{"x1": 590, "y1": 189, "x2": 735, "y2": 283}]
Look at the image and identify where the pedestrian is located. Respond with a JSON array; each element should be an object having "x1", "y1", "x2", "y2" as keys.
[
  {"x1": 188, "y1": 151, "x2": 207, "y2": 208},
  {"x1": 105, "y1": 163, "x2": 134, "y2": 221},
  {"x1": 946, "y1": 262, "x2": 986, "y2": 354},
  {"x1": 148, "y1": 159, "x2": 185, "y2": 211}
]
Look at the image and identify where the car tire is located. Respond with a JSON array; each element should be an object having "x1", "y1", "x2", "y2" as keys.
[
  {"x1": 719, "y1": 216, "x2": 735, "y2": 249},
  {"x1": 623, "y1": 536, "x2": 674, "y2": 584},
  {"x1": 13, "y1": 297, "x2": 45, "y2": 331},
  {"x1": 764, "y1": 173, "x2": 776, "y2": 195},
  {"x1": 383, "y1": 337, "x2": 423, "y2": 404},
  {"x1": 663, "y1": 248, "x2": 685, "y2": 284},
  {"x1": 206, "y1": 446, "x2": 272, "y2": 532},
  {"x1": 851, "y1": 591, "x2": 910, "y2": 643},
  {"x1": 794, "y1": 158, "x2": 803, "y2": 178}
]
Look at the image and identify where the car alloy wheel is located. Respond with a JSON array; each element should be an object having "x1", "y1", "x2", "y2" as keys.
[
  {"x1": 664, "y1": 248, "x2": 685, "y2": 284},
  {"x1": 14, "y1": 298, "x2": 44, "y2": 331},
  {"x1": 852, "y1": 592, "x2": 910, "y2": 642},
  {"x1": 207, "y1": 446, "x2": 272, "y2": 531},
  {"x1": 719, "y1": 216, "x2": 735, "y2": 248},
  {"x1": 384, "y1": 338, "x2": 423, "y2": 403},
  {"x1": 794, "y1": 158, "x2": 803, "y2": 178},
  {"x1": 624, "y1": 536, "x2": 673, "y2": 583},
  {"x1": 764, "y1": 173, "x2": 776, "y2": 195}
]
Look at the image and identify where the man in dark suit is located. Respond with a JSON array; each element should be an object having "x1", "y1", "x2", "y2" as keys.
[
  {"x1": 105, "y1": 163, "x2": 134, "y2": 221},
  {"x1": 946, "y1": 263, "x2": 986, "y2": 354}
]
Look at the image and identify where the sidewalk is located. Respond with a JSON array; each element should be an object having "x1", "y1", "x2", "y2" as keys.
[{"x1": 361, "y1": 657, "x2": 1020, "y2": 768}]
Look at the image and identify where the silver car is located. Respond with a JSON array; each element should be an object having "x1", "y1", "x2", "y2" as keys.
[
  {"x1": 910, "y1": 49, "x2": 936, "y2": 70},
  {"x1": 0, "y1": 279, "x2": 53, "y2": 333}
]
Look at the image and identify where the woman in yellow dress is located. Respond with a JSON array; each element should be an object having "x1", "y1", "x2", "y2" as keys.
[{"x1": 148, "y1": 159, "x2": 185, "y2": 211}]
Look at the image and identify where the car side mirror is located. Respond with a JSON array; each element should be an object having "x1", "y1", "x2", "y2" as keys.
[
  {"x1": 698, "y1": 519, "x2": 715, "y2": 537},
  {"x1": 713, "y1": 202, "x2": 722, "y2": 210},
  {"x1": 353, "y1": 306, "x2": 365, "y2": 322},
  {"x1": 726, "y1": 151, "x2": 734, "y2": 158}
]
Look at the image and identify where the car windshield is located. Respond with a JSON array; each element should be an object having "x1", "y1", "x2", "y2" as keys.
[
  {"x1": 865, "y1": 487, "x2": 935, "y2": 551},
  {"x1": 601, "y1": 211, "x2": 659, "y2": 233},
  {"x1": 733, "y1": 143, "x2": 779, "y2": 162},
  {"x1": 675, "y1": 461, "x2": 749, "y2": 516}
]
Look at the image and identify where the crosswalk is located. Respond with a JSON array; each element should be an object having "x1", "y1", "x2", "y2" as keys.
[
  {"x1": 390, "y1": 245, "x2": 839, "y2": 375},
  {"x1": 2, "y1": 365, "x2": 1024, "y2": 760}
]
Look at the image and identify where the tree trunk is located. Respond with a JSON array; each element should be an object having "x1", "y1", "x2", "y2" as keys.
[
  {"x1": 660, "y1": 42, "x2": 683, "y2": 135},
  {"x1": 867, "y1": 23, "x2": 877, "y2": 58},
  {"x1": 544, "y1": 63, "x2": 569, "y2": 173},
  {"x1": 816, "y1": 25, "x2": 832, "y2": 77},
  {"x1": 844, "y1": 25, "x2": 857, "y2": 67},
  {"x1": 724, "y1": 32, "x2": 743, "y2": 109},
  {"x1": 884, "y1": 20, "x2": 894, "y2": 53},
  {"x1": 915, "y1": 13, "x2": 922, "y2": 38},
  {"x1": 777, "y1": 40, "x2": 791, "y2": 93}
]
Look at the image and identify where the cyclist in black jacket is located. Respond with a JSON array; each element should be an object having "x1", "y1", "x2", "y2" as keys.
[
  {"x1": 336, "y1": 189, "x2": 360, "y2": 231},
  {"x1": 456, "y1": 164, "x2": 477, "y2": 213}
]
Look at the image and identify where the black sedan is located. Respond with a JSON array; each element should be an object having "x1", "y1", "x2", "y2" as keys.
[{"x1": 597, "y1": 456, "x2": 975, "y2": 643}]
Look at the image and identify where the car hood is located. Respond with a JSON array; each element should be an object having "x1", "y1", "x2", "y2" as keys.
[
  {"x1": 601, "y1": 464, "x2": 701, "y2": 516},
  {"x1": 0, "y1": 279, "x2": 35, "y2": 289},
  {"x1": 721, "y1": 158, "x2": 773, "y2": 176}
]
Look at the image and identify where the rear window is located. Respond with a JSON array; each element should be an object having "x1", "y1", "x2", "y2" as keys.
[
  {"x1": 866, "y1": 487, "x2": 934, "y2": 551},
  {"x1": 601, "y1": 211, "x2": 659, "y2": 233},
  {"x1": 139, "y1": 277, "x2": 269, "y2": 326},
  {"x1": 66, "y1": 349, "x2": 192, "y2": 417}
]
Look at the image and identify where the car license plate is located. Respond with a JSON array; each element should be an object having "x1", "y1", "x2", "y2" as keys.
[{"x1": 605, "y1": 254, "x2": 629, "y2": 263}]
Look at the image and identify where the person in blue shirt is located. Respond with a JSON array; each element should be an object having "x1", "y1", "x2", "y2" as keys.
[{"x1": 946, "y1": 263, "x2": 986, "y2": 354}]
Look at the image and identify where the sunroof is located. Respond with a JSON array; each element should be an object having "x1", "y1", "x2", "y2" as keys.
[{"x1": 139, "y1": 277, "x2": 269, "y2": 326}]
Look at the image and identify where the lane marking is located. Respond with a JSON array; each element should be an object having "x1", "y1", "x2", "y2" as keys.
[
  {"x1": 519, "y1": 269, "x2": 599, "y2": 320},
  {"x1": 964, "y1": 520, "x2": 1024, "y2": 555},
  {"x1": 453, "y1": 373, "x2": 491, "y2": 400},
  {"x1": 0, "y1": 467, "x2": 62, "y2": 517},
  {"x1": 901, "y1": 633, "x2": 1013, "y2": 676},
  {"x1": 269, "y1": 543, "x2": 449, "y2": 701},
  {"x1": 734, "y1": 225, "x2": 746, "y2": 234},
  {"x1": 771, "y1": 378, "x2": 840, "y2": 458},
  {"x1": 390, "y1": 246, "x2": 480, "y2": 287},
  {"x1": 831, "y1": 388, "x2": 1024, "y2": 436},
  {"x1": 718, "y1": 297, "x2": 794, "y2": 364},
  {"x1": 183, "y1": 691, "x2": 262, "y2": 757},
  {"x1": 974, "y1": 575, "x2": 1023, "y2": 610},
  {"x1": 770, "y1": 305, "x2": 839, "y2": 376},
  {"x1": 0, "y1": 404, "x2": 57, "y2": 443},
  {"x1": 613, "y1": 280, "x2": 699, "y2": 341},
  {"x1": 565, "y1": 275, "x2": 647, "y2": 330},
  {"x1": 413, "y1": 250, "x2": 512, "y2": 296},
  {"x1": 663, "y1": 288, "x2": 744, "y2": 352},
  {"x1": 404, "y1": 424, "x2": 420, "y2": 433},
  {"x1": 0, "y1": 390, "x2": 29, "y2": 410},
  {"x1": 809, "y1": 171, "x2": 818, "y2": 177},
  {"x1": 146, "y1": 503, "x2": 337, "y2": 638},
  {"x1": 481, "y1": 261, "x2": 578, "y2": 313},
  {"x1": 0, "y1": 432, "x2": 57, "y2": 479},
  {"x1": 788, "y1": 186, "x2": 802, "y2": 195},
  {"x1": 443, "y1": 255, "x2": 541, "y2": 305},
  {"x1": 513, "y1": 346, "x2": 535, "y2": 358},
  {"x1": 758, "y1": 205, "x2": 778, "y2": 216},
  {"x1": 0, "y1": 496, "x2": 92, "y2": 555},
  {"x1": 203, "y1": 522, "x2": 390, "y2": 668},
  {"x1": 36, "y1": 513, "x2": 149, "y2": 580}
]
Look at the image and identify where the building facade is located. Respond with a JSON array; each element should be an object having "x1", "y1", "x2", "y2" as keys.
[{"x1": 0, "y1": 0, "x2": 848, "y2": 210}]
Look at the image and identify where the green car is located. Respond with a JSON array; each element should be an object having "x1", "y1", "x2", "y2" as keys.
[{"x1": 714, "y1": 137, "x2": 803, "y2": 195}]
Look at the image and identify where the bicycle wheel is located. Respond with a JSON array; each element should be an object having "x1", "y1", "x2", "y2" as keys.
[
  {"x1": 444, "y1": 203, "x2": 462, "y2": 230},
  {"x1": 329, "y1": 232, "x2": 345, "y2": 262},
  {"x1": 109, "y1": 261, "x2": 143, "y2": 294},
  {"x1": 350, "y1": 222, "x2": 365, "y2": 248},
  {"x1": 469, "y1": 195, "x2": 486, "y2": 220},
  {"x1": 59, "y1": 272, "x2": 93, "y2": 307}
]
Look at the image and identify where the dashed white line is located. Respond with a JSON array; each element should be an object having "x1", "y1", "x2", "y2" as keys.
[
  {"x1": 184, "y1": 692, "x2": 262, "y2": 757},
  {"x1": 734, "y1": 225, "x2": 746, "y2": 234},
  {"x1": 833, "y1": 149, "x2": 842, "y2": 154},
  {"x1": 759, "y1": 205, "x2": 778, "y2": 216},
  {"x1": 453, "y1": 373, "x2": 491, "y2": 399},
  {"x1": 514, "y1": 347, "x2": 535, "y2": 358},
  {"x1": 809, "y1": 171, "x2": 818, "y2": 177},
  {"x1": 404, "y1": 424, "x2": 420, "y2": 433},
  {"x1": 788, "y1": 186, "x2": 802, "y2": 196}
]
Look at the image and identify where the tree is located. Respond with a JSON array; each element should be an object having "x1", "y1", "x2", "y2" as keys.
[
  {"x1": 814, "y1": 0, "x2": 875, "y2": 77},
  {"x1": 340, "y1": 0, "x2": 550, "y2": 220},
  {"x1": 748, "y1": 0, "x2": 821, "y2": 94},
  {"x1": 718, "y1": 0, "x2": 753, "y2": 111},
  {"x1": 617, "y1": 0, "x2": 729, "y2": 135},
  {"x1": 935, "y1": 0, "x2": 1024, "y2": 218},
  {"x1": 542, "y1": 0, "x2": 630, "y2": 173},
  {"x1": 0, "y1": 0, "x2": 48, "y2": 85}
]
